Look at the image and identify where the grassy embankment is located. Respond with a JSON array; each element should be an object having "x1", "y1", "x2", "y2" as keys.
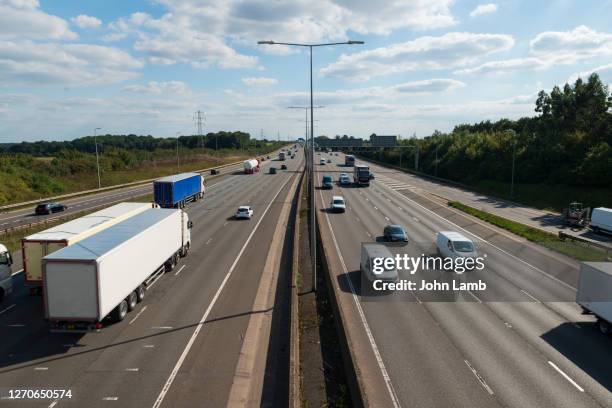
[
  {"x1": 448, "y1": 201, "x2": 609, "y2": 262},
  {"x1": 0, "y1": 147, "x2": 278, "y2": 206}
]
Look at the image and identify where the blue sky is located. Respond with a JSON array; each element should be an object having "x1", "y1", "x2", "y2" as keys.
[{"x1": 1, "y1": 0, "x2": 612, "y2": 142}]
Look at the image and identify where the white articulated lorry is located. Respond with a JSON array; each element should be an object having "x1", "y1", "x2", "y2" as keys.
[
  {"x1": 576, "y1": 262, "x2": 612, "y2": 334},
  {"x1": 43, "y1": 208, "x2": 192, "y2": 331},
  {"x1": 22, "y1": 202, "x2": 156, "y2": 294}
]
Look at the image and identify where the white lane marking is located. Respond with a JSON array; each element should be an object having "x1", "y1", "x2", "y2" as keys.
[
  {"x1": 145, "y1": 271, "x2": 164, "y2": 290},
  {"x1": 206, "y1": 238, "x2": 213, "y2": 245},
  {"x1": 144, "y1": 345, "x2": 155, "y2": 348},
  {"x1": 366, "y1": 232, "x2": 372, "y2": 238},
  {"x1": 374, "y1": 206, "x2": 378, "y2": 210},
  {"x1": 125, "y1": 368, "x2": 139, "y2": 372},
  {"x1": 7, "y1": 324, "x2": 25, "y2": 327},
  {"x1": 0, "y1": 304, "x2": 16, "y2": 315},
  {"x1": 464, "y1": 360, "x2": 494, "y2": 395},
  {"x1": 548, "y1": 361, "x2": 584, "y2": 392},
  {"x1": 378, "y1": 181, "x2": 577, "y2": 291},
  {"x1": 102, "y1": 396, "x2": 118, "y2": 401},
  {"x1": 520, "y1": 289, "x2": 541, "y2": 303},
  {"x1": 151, "y1": 326, "x2": 173, "y2": 330},
  {"x1": 384, "y1": 216, "x2": 390, "y2": 221},
  {"x1": 34, "y1": 367, "x2": 48, "y2": 370},
  {"x1": 467, "y1": 290, "x2": 482, "y2": 303},
  {"x1": 174, "y1": 265, "x2": 186, "y2": 276},
  {"x1": 48, "y1": 401, "x2": 58, "y2": 408},
  {"x1": 223, "y1": 221, "x2": 228, "y2": 226},
  {"x1": 152, "y1": 172, "x2": 295, "y2": 408},
  {"x1": 11, "y1": 269, "x2": 23, "y2": 276},
  {"x1": 317, "y1": 176, "x2": 401, "y2": 408},
  {"x1": 128, "y1": 306, "x2": 148, "y2": 325}
]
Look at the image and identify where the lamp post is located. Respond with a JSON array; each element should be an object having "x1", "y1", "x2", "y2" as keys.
[
  {"x1": 259, "y1": 39, "x2": 364, "y2": 291},
  {"x1": 176, "y1": 132, "x2": 182, "y2": 172},
  {"x1": 94, "y1": 127, "x2": 101, "y2": 189},
  {"x1": 506, "y1": 129, "x2": 517, "y2": 197}
]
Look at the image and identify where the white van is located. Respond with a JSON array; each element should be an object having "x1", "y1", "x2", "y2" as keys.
[
  {"x1": 590, "y1": 207, "x2": 612, "y2": 234},
  {"x1": 436, "y1": 231, "x2": 477, "y2": 259},
  {"x1": 0, "y1": 244, "x2": 13, "y2": 302},
  {"x1": 330, "y1": 196, "x2": 346, "y2": 213},
  {"x1": 360, "y1": 243, "x2": 398, "y2": 282}
]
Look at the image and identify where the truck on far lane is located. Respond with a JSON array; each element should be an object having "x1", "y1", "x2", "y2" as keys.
[
  {"x1": 153, "y1": 172, "x2": 205, "y2": 208},
  {"x1": 279, "y1": 152, "x2": 286, "y2": 161},
  {"x1": 576, "y1": 262, "x2": 612, "y2": 334},
  {"x1": 353, "y1": 164, "x2": 371, "y2": 186},
  {"x1": 244, "y1": 159, "x2": 260, "y2": 174},
  {"x1": 43, "y1": 208, "x2": 192, "y2": 331},
  {"x1": 345, "y1": 154, "x2": 355, "y2": 166}
]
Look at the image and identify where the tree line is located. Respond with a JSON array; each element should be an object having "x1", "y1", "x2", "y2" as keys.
[{"x1": 360, "y1": 73, "x2": 611, "y2": 189}]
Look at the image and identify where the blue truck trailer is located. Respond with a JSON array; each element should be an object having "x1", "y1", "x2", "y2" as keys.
[{"x1": 154, "y1": 172, "x2": 205, "y2": 208}]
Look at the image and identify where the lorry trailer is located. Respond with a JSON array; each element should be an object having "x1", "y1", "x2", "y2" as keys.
[
  {"x1": 353, "y1": 164, "x2": 370, "y2": 186},
  {"x1": 22, "y1": 202, "x2": 155, "y2": 293},
  {"x1": 153, "y1": 172, "x2": 205, "y2": 208},
  {"x1": 279, "y1": 152, "x2": 286, "y2": 161},
  {"x1": 43, "y1": 208, "x2": 192, "y2": 331},
  {"x1": 244, "y1": 159, "x2": 260, "y2": 174},
  {"x1": 345, "y1": 154, "x2": 355, "y2": 166},
  {"x1": 576, "y1": 262, "x2": 612, "y2": 334}
]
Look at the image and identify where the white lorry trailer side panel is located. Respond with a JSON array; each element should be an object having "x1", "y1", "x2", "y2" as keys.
[
  {"x1": 576, "y1": 262, "x2": 612, "y2": 323},
  {"x1": 45, "y1": 262, "x2": 98, "y2": 319},
  {"x1": 43, "y1": 208, "x2": 183, "y2": 322},
  {"x1": 97, "y1": 210, "x2": 182, "y2": 318},
  {"x1": 590, "y1": 207, "x2": 612, "y2": 233},
  {"x1": 23, "y1": 202, "x2": 153, "y2": 284}
]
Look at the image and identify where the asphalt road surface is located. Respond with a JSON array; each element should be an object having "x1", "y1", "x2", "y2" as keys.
[
  {"x1": 0, "y1": 149, "x2": 303, "y2": 407},
  {"x1": 354, "y1": 155, "x2": 611, "y2": 247},
  {"x1": 315, "y1": 152, "x2": 611, "y2": 408}
]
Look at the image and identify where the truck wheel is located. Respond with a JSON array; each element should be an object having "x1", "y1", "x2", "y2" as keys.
[
  {"x1": 165, "y1": 255, "x2": 176, "y2": 272},
  {"x1": 598, "y1": 318, "x2": 610, "y2": 334},
  {"x1": 137, "y1": 285, "x2": 146, "y2": 302},
  {"x1": 127, "y1": 291, "x2": 138, "y2": 311},
  {"x1": 181, "y1": 243, "x2": 190, "y2": 257},
  {"x1": 113, "y1": 300, "x2": 129, "y2": 322}
]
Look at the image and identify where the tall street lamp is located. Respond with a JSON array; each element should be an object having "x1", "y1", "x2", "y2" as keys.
[
  {"x1": 259, "y1": 39, "x2": 364, "y2": 291},
  {"x1": 94, "y1": 127, "x2": 102, "y2": 189}
]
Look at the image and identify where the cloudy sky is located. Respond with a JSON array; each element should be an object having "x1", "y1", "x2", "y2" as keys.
[{"x1": 2, "y1": 0, "x2": 612, "y2": 142}]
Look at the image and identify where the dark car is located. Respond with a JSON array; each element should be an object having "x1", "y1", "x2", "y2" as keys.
[
  {"x1": 35, "y1": 202, "x2": 67, "y2": 215},
  {"x1": 210, "y1": 169, "x2": 220, "y2": 175},
  {"x1": 267, "y1": 156, "x2": 270, "y2": 159},
  {"x1": 321, "y1": 175, "x2": 333, "y2": 189},
  {"x1": 383, "y1": 225, "x2": 408, "y2": 243},
  {"x1": 269, "y1": 167, "x2": 277, "y2": 174},
  {"x1": 281, "y1": 164, "x2": 288, "y2": 170}
]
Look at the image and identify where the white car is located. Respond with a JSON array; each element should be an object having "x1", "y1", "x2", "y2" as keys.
[
  {"x1": 339, "y1": 175, "x2": 351, "y2": 185},
  {"x1": 320, "y1": 158, "x2": 326, "y2": 165},
  {"x1": 235, "y1": 206, "x2": 254, "y2": 219},
  {"x1": 330, "y1": 196, "x2": 346, "y2": 213}
]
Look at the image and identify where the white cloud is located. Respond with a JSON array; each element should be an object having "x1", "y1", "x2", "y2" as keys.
[
  {"x1": 0, "y1": 0, "x2": 76, "y2": 40},
  {"x1": 241, "y1": 77, "x2": 278, "y2": 86},
  {"x1": 455, "y1": 57, "x2": 548, "y2": 75},
  {"x1": 122, "y1": 81, "x2": 190, "y2": 94},
  {"x1": 71, "y1": 14, "x2": 102, "y2": 29},
  {"x1": 530, "y1": 25, "x2": 612, "y2": 62},
  {"x1": 392, "y1": 78, "x2": 466, "y2": 93},
  {"x1": 568, "y1": 63, "x2": 612, "y2": 83},
  {"x1": 0, "y1": 40, "x2": 143, "y2": 86},
  {"x1": 321, "y1": 32, "x2": 514, "y2": 81},
  {"x1": 470, "y1": 3, "x2": 498, "y2": 18}
]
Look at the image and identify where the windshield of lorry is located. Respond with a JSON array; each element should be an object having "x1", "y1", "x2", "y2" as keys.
[{"x1": 453, "y1": 241, "x2": 474, "y2": 252}]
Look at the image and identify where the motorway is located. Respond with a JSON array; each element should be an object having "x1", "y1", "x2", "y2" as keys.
[
  {"x1": 315, "y1": 152, "x2": 611, "y2": 408},
  {"x1": 0, "y1": 160, "x2": 250, "y2": 236},
  {"x1": 359, "y1": 157, "x2": 611, "y2": 246},
  {"x1": 0, "y1": 150, "x2": 303, "y2": 407}
]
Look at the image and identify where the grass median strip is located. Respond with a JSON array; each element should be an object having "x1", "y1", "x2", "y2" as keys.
[{"x1": 448, "y1": 201, "x2": 608, "y2": 262}]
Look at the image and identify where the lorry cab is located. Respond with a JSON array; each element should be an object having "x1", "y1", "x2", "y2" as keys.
[
  {"x1": 436, "y1": 231, "x2": 477, "y2": 259},
  {"x1": 181, "y1": 212, "x2": 193, "y2": 256},
  {"x1": 0, "y1": 244, "x2": 13, "y2": 302},
  {"x1": 360, "y1": 243, "x2": 398, "y2": 283}
]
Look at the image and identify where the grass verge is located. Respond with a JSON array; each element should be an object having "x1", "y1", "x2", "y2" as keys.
[{"x1": 448, "y1": 201, "x2": 609, "y2": 262}]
